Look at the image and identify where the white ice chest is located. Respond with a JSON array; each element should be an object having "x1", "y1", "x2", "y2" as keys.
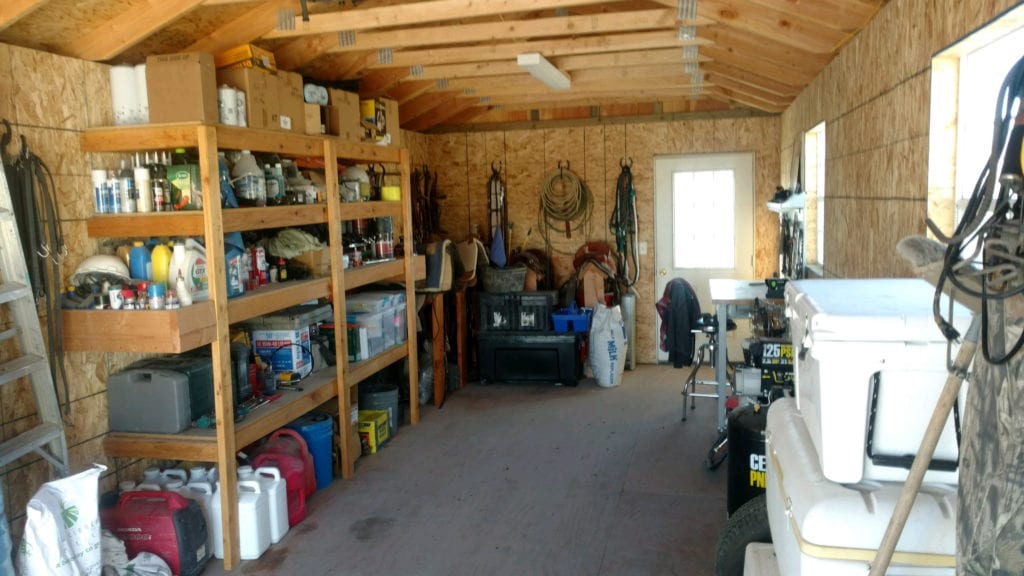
[
  {"x1": 766, "y1": 398, "x2": 956, "y2": 575},
  {"x1": 786, "y1": 278, "x2": 971, "y2": 484}
]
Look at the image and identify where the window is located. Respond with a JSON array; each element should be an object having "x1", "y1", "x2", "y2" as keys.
[
  {"x1": 928, "y1": 5, "x2": 1024, "y2": 239},
  {"x1": 672, "y1": 169, "x2": 736, "y2": 268},
  {"x1": 803, "y1": 122, "x2": 826, "y2": 267}
]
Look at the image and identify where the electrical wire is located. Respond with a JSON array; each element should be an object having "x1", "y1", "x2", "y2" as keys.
[{"x1": 928, "y1": 53, "x2": 1024, "y2": 364}]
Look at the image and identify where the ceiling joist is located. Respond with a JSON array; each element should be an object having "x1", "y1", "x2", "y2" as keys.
[
  {"x1": 186, "y1": 0, "x2": 293, "y2": 54},
  {"x1": 0, "y1": 0, "x2": 48, "y2": 32},
  {"x1": 61, "y1": 0, "x2": 206, "y2": 61}
]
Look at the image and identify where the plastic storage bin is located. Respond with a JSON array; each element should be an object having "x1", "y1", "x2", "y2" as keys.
[
  {"x1": 786, "y1": 278, "x2": 971, "y2": 485},
  {"x1": 766, "y1": 398, "x2": 955, "y2": 575},
  {"x1": 552, "y1": 306, "x2": 592, "y2": 333},
  {"x1": 477, "y1": 331, "x2": 580, "y2": 386},
  {"x1": 477, "y1": 291, "x2": 557, "y2": 332}
]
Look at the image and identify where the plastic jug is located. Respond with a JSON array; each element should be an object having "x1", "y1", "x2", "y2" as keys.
[
  {"x1": 232, "y1": 150, "x2": 266, "y2": 207},
  {"x1": 162, "y1": 468, "x2": 188, "y2": 485},
  {"x1": 142, "y1": 467, "x2": 164, "y2": 487},
  {"x1": 184, "y1": 238, "x2": 209, "y2": 301},
  {"x1": 253, "y1": 428, "x2": 317, "y2": 497},
  {"x1": 189, "y1": 466, "x2": 208, "y2": 483},
  {"x1": 240, "y1": 465, "x2": 288, "y2": 544},
  {"x1": 236, "y1": 480, "x2": 270, "y2": 560},
  {"x1": 250, "y1": 452, "x2": 307, "y2": 527},
  {"x1": 186, "y1": 481, "x2": 215, "y2": 554},
  {"x1": 129, "y1": 241, "x2": 151, "y2": 280},
  {"x1": 210, "y1": 482, "x2": 224, "y2": 559},
  {"x1": 218, "y1": 152, "x2": 239, "y2": 208},
  {"x1": 151, "y1": 242, "x2": 171, "y2": 287},
  {"x1": 225, "y1": 232, "x2": 246, "y2": 298}
]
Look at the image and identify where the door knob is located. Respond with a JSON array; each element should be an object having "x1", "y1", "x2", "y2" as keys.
[{"x1": 659, "y1": 268, "x2": 668, "y2": 276}]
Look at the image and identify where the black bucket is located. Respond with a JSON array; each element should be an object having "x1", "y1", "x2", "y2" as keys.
[{"x1": 726, "y1": 402, "x2": 768, "y2": 516}]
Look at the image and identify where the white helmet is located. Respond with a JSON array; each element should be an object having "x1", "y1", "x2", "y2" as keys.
[{"x1": 71, "y1": 255, "x2": 130, "y2": 287}]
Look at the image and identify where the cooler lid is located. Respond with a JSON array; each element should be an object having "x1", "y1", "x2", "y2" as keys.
[{"x1": 786, "y1": 279, "x2": 971, "y2": 343}]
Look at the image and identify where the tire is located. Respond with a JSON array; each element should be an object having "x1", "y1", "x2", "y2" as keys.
[{"x1": 714, "y1": 494, "x2": 772, "y2": 576}]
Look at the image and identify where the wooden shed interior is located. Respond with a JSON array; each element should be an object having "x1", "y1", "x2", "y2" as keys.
[{"x1": 0, "y1": 0, "x2": 1022, "y2": 573}]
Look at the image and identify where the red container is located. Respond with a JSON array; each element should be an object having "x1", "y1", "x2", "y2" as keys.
[
  {"x1": 253, "y1": 428, "x2": 316, "y2": 497},
  {"x1": 251, "y1": 452, "x2": 307, "y2": 527},
  {"x1": 101, "y1": 490, "x2": 209, "y2": 576}
]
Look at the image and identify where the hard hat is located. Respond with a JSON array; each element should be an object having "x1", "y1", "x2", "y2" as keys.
[
  {"x1": 71, "y1": 254, "x2": 131, "y2": 287},
  {"x1": 340, "y1": 166, "x2": 370, "y2": 201}
]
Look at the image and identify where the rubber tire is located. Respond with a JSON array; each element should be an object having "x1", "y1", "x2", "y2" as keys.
[{"x1": 714, "y1": 494, "x2": 772, "y2": 576}]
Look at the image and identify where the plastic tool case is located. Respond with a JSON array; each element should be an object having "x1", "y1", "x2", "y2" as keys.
[{"x1": 477, "y1": 331, "x2": 580, "y2": 386}]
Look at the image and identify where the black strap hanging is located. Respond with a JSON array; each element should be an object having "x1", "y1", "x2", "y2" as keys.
[{"x1": 610, "y1": 157, "x2": 639, "y2": 287}]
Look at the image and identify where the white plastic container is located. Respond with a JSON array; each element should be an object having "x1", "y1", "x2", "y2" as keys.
[
  {"x1": 765, "y1": 398, "x2": 956, "y2": 576},
  {"x1": 141, "y1": 466, "x2": 163, "y2": 487},
  {"x1": 189, "y1": 466, "x2": 208, "y2": 484},
  {"x1": 239, "y1": 465, "x2": 288, "y2": 544},
  {"x1": 232, "y1": 150, "x2": 267, "y2": 207},
  {"x1": 162, "y1": 468, "x2": 188, "y2": 485},
  {"x1": 236, "y1": 479, "x2": 270, "y2": 560},
  {"x1": 786, "y1": 278, "x2": 971, "y2": 485},
  {"x1": 210, "y1": 482, "x2": 224, "y2": 559},
  {"x1": 186, "y1": 481, "x2": 216, "y2": 555},
  {"x1": 743, "y1": 543, "x2": 781, "y2": 576}
]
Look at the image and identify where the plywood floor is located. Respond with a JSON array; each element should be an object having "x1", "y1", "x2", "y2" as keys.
[{"x1": 203, "y1": 365, "x2": 729, "y2": 576}]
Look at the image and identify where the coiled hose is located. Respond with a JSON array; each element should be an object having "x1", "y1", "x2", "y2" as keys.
[{"x1": 538, "y1": 162, "x2": 591, "y2": 253}]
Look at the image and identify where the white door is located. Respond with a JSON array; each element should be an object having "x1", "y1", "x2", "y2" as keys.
[{"x1": 654, "y1": 153, "x2": 755, "y2": 363}]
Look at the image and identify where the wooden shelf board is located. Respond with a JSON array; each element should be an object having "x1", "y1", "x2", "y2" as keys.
[
  {"x1": 80, "y1": 123, "x2": 204, "y2": 152},
  {"x1": 216, "y1": 126, "x2": 324, "y2": 158},
  {"x1": 227, "y1": 278, "x2": 330, "y2": 324},
  {"x1": 62, "y1": 301, "x2": 216, "y2": 353},
  {"x1": 235, "y1": 370, "x2": 338, "y2": 448},
  {"x1": 345, "y1": 260, "x2": 405, "y2": 290},
  {"x1": 339, "y1": 201, "x2": 402, "y2": 220},
  {"x1": 347, "y1": 344, "x2": 409, "y2": 388},
  {"x1": 86, "y1": 212, "x2": 205, "y2": 238},
  {"x1": 104, "y1": 431, "x2": 218, "y2": 461},
  {"x1": 223, "y1": 204, "x2": 327, "y2": 232},
  {"x1": 332, "y1": 139, "x2": 402, "y2": 164}
]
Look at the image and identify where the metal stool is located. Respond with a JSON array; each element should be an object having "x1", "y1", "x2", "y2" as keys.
[{"x1": 682, "y1": 313, "x2": 736, "y2": 421}]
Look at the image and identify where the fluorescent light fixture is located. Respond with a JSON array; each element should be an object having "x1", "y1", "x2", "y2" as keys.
[{"x1": 517, "y1": 52, "x2": 571, "y2": 90}]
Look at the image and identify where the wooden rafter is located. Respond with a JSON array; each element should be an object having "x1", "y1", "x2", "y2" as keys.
[
  {"x1": 359, "y1": 67, "x2": 412, "y2": 97},
  {"x1": 700, "y1": 45, "x2": 814, "y2": 88},
  {"x1": 389, "y1": 80, "x2": 436, "y2": 105},
  {"x1": 704, "y1": 73, "x2": 787, "y2": 108},
  {"x1": 59, "y1": 0, "x2": 206, "y2": 61},
  {"x1": 403, "y1": 98, "x2": 477, "y2": 131},
  {"x1": 186, "y1": 0, "x2": 294, "y2": 54},
  {"x1": 697, "y1": 0, "x2": 846, "y2": 54},
  {"x1": 702, "y1": 61, "x2": 799, "y2": 98},
  {"x1": 400, "y1": 91, "x2": 459, "y2": 124},
  {"x1": 0, "y1": 0, "x2": 48, "y2": 32}
]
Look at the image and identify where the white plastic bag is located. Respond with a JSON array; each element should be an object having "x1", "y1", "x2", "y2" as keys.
[
  {"x1": 101, "y1": 529, "x2": 172, "y2": 576},
  {"x1": 588, "y1": 304, "x2": 627, "y2": 388},
  {"x1": 17, "y1": 464, "x2": 106, "y2": 576}
]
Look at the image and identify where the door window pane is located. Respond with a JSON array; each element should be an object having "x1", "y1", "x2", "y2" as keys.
[{"x1": 673, "y1": 169, "x2": 736, "y2": 268}]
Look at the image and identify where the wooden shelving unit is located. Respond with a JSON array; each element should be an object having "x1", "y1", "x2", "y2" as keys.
[{"x1": 69, "y1": 122, "x2": 420, "y2": 571}]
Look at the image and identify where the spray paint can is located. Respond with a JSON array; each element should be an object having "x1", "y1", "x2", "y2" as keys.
[
  {"x1": 91, "y1": 169, "x2": 108, "y2": 214},
  {"x1": 108, "y1": 171, "x2": 123, "y2": 214}
]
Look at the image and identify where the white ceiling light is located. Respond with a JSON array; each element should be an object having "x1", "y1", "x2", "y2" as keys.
[{"x1": 517, "y1": 52, "x2": 571, "y2": 90}]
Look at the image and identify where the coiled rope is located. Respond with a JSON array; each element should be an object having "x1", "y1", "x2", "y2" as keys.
[{"x1": 538, "y1": 161, "x2": 591, "y2": 254}]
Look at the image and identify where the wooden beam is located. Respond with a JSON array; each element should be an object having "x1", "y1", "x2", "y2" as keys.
[
  {"x1": 440, "y1": 106, "x2": 492, "y2": 127},
  {"x1": 556, "y1": 47, "x2": 712, "y2": 71},
  {"x1": 568, "y1": 63, "x2": 702, "y2": 83},
  {"x1": 270, "y1": 0, "x2": 620, "y2": 38},
  {"x1": 701, "y1": 44, "x2": 815, "y2": 87},
  {"x1": 700, "y1": 24, "x2": 831, "y2": 72},
  {"x1": 275, "y1": 34, "x2": 338, "y2": 71},
  {"x1": 359, "y1": 67, "x2": 411, "y2": 97},
  {"x1": 745, "y1": 0, "x2": 881, "y2": 32},
  {"x1": 704, "y1": 73, "x2": 788, "y2": 108},
  {"x1": 389, "y1": 80, "x2": 436, "y2": 105},
  {"x1": 372, "y1": 31, "x2": 707, "y2": 70},
  {"x1": 186, "y1": 0, "x2": 293, "y2": 55},
  {"x1": 445, "y1": 73, "x2": 704, "y2": 98},
  {"x1": 0, "y1": 0, "x2": 48, "y2": 32},
  {"x1": 702, "y1": 61, "x2": 800, "y2": 98},
  {"x1": 60, "y1": 0, "x2": 206, "y2": 61},
  {"x1": 477, "y1": 87, "x2": 709, "y2": 108},
  {"x1": 706, "y1": 86, "x2": 786, "y2": 113},
  {"x1": 403, "y1": 98, "x2": 476, "y2": 132},
  {"x1": 698, "y1": 0, "x2": 845, "y2": 54},
  {"x1": 399, "y1": 91, "x2": 458, "y2": 124}
]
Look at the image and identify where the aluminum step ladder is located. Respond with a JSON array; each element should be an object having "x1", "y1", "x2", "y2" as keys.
[{"x1": 0, "y1": 162, "x2": 68, "y2": 476}]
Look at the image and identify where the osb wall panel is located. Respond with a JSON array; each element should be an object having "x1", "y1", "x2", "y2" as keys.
[
  {"x1": 780, "y1": 0, "x2": 1019, "y2": 278},
  {"x1": 427, "y1": 115, "x2": 780, "y2": 364},
  {"x1": 0, "y1": 42, "x2": 149, "y2": 537}
]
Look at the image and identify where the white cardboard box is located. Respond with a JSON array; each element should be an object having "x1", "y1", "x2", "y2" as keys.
[
  {"x1": 766, "y1": 398, "x2": 956, "y2": 576},
  {"x1": 786, "y1": 278, "x2": 971, "y2": 484}
]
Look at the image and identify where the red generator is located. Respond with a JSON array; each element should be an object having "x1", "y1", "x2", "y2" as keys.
[{"x1": 101, "y1": 491, "x2": 209, "y2": 576}]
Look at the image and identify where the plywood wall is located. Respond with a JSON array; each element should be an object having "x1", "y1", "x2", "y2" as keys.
[
  {"x1": 779, "y1": 0, "x2": 1020, "y2": 279},
  {"x1": 415, "y1": 116, "x2": 781, "y2": 365}
]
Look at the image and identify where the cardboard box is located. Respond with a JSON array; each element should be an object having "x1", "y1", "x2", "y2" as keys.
[
  {"x1": 216, "y1": 67, "x2": 276, "y2": 130},
  {"x1": 247, "y1": 304, "x2": 333, "y2": 372},
  {"x1": 215, "y1": 43, "x2": 276, "y2": 71},
  {"x1": 274, "y1": 70, "x2": 305, "y2": 133},
  {"x1": 291, "y1": 247, "x2": 330, "y2": 277},
  {"x1": 304, "y1": 103, "x2": 325, "y2": 135},
  {"x1": 358, "y1": 97, "x2": 401, "y2": 145},
  {"x1": 327, "y1": 89, "x2": 362, "y2": 140},
  {"x1": 358, "y1": 410, "x2": 389, "y2": 454},
  {"x1": 146, "y1": 52, "x2": 218, "y2": 123}
]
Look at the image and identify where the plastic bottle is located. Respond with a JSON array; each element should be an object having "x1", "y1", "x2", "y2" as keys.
[
  {"x1": 277, "y1": 257, "x2": 287, "y2": 282},
  {"x1": 169, "y1": 241, "x2": 187, "y2": 291},
  {"x1": 225, "y1": 232, "x2": 245, "y2": 298},
  {"x1": 240, "y1": 465, "x2": 288, "y2": 544},
  {"x1": 264, "y1": 164, "x2": 280, "y2": 204},
  {"x1": 151, "y1": 242, "x2": 171, "y2": 288},
  {"x1": 134, "y1": 153, "x2": 153, "y2": 213},
  {"x1": 141, "y1": 466, "x2": 164, "y2": 487},
  {"x1": 218, "y1": 152, "x2": 239, "y2": 208},
  {"x1": 232, "y1": 150, "x2": 266, "y2": 207},
  {"x1": 150, "y1": 151, "x2": 168, "y2": 212},
  {"x1": 108, "y1": 170, "x2": 122, "y2": 214},
  {"x1": 129, "y1": 241, "x2": 151, "y2": 280},
  {"x1": 119, "y1": 159, "x2": 136, "y2": 213},
  {"x1": 176, "y1": 270, "x2": 193, "y2": 307},
  {"x1": 189, "y1": 466, "x2": 208, "y2": 483}
]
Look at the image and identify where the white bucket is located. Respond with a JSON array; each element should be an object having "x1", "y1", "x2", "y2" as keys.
[{"x1": 237, "y1": 479, "x2": 270, "y2": 560}]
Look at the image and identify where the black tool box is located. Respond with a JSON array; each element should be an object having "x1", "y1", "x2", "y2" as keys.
[{"x1": 477, "y1": 331, "x2": 580, "y2": 386}]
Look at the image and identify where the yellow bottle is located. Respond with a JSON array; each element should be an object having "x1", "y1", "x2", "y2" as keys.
[{"x1": 151, "y1": 242, "x2": 172, "y2": 288}]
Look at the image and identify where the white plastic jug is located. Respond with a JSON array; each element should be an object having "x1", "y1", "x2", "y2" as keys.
[
  {"x1": 141, "y1": 466, "x2": 163, "y2": 487},
  {"x1": 162, "y1": 468, "x2": 188, "y2": 485},
  {"x1": 240, "y1": 466, "x2": 288, "y2": 544},
  {"x1": 237, "y1": 479, "x2": 270, "y2": 560},
  {"x1": 186, "y1": 481, "x2": 215, "y2": 554},
  {"x1": 232, "y1": 150, "x2": 267, "y2": 207},
  {"x1": 210, "y1": 482, "x2": 224, "y2": 559},
  {"x1": 189, "y1": 466, "x2": 208, "y2": 484}
]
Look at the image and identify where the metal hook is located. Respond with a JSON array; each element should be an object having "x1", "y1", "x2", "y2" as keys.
[
  {"x1": 37, "y1": 243, "x2": 50, "y2": 259},
  {"x1": 491, "y1": 160, "x2": 503, "y2": 174},
  {"x1": 620, "y1": 157, "x2": 633, "y2": 169}
]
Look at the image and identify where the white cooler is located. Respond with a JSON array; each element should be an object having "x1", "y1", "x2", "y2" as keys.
[
  {"x1": 766, "y1": 398, "x2": 956, "y2": 575},
  {"x1": 785, "y1": 278, "x2": 971, "y2": 484}
]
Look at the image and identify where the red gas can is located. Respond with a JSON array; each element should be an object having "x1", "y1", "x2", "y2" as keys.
[
  {"x1": 101, "y1": 490, "x2": 209, "y2": 576},
  {"x1": 253, "y1": 428, "x2": 316, "y2": 497}
]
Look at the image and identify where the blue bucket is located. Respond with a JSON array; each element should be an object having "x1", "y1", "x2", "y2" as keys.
[{"x1": 287, "y1": 412, "x2": 334, "y2": 490}]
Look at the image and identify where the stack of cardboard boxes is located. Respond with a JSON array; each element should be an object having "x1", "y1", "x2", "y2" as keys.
[{"x1": 143, "y1": 44, "x2": 399, "y2": 143}]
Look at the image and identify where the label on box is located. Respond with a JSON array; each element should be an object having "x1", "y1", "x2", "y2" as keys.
[{"x1": 252, "y1": 328, "x2": 312, "y2": 371}]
